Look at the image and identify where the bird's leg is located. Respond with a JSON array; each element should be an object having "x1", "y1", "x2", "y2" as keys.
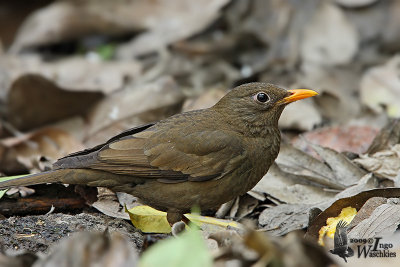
[
  {"x1": 167, "y1": 211, "x2": 191, "y2": 236},
  {"x1": 166, "y1": 211, "x2": 190, "y2": 226}
]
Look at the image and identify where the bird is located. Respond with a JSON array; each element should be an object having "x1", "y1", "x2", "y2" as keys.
[
  {"x1": 0, "y1": 83, "x2": 317, "y2": 224},
  {"x1": 330, "y1": 220, "x2": 354, "y2": 262}
]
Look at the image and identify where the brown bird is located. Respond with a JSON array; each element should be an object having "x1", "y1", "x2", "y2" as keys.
[{"x1": 0, "y1": 83, "x2": 317, "y2": 224}]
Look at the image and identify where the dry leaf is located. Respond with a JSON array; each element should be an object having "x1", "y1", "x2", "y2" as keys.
[
  {"x1": 126, "y1": 205, "x2": 241, "y2": 234},
  {"x1": 346, "y1": 197, "x2": 386, "y2": 231},
  {"x1": 34, "y1": 231, "x2": 139, "y2": 267},
  {"x1": 28, "y1": 57, "x2": 141, "y2": 93},
  {"x1": 342, "y1": 0, "x2": 387, "y2": 45},
  {"x1": 279, "y1": 99, "x2": 322, "y2": 131},
  {"x1": 367, "y1": 118, "x2": 400, "y2": 154},
  {"x1": 6, "y1": 74, "x2": 103, "y2": 131},
  {"x1": 214, "y1": 226, "x2": 333, "y2": 267},
  {"x1": 355, "y1": 144, "x2": 400, "y2": 180},
  {"x1": 258, "y1": 203, "x2": 313, "y2": 236},
  {"x1": 85, "y1": 76, "x2": 184, "y2": 146},
  {"x1": 185, "y1": 214, "x2": 242, "y2": 234},
  {"x1": 92, "y1": 188, "x2": 130, "y2": 220},
  {"x1": 11, "y1": 0, "x2": 227, "y2": 55},
  {"x1": 229, "y1": 0, "x2": 320, "y2": 70},
  {"x1": 116, "y1": 0, "x2": 230, "y2": 57},
  {"x1": 348, "y1": 201, "x2": 400, "y2": 239},
  {"x1": 252, "y1": 163, "x2": 336, "y2": 205},
  {"x1": 306, "y1": 187, "x2": 400, "y2": 242},
  {"x1": 292, "y1": 125, "x2": 379, "y2": 155},
  {"x1": 381, "y1": 0, "x2": 400, "y2": 52},
  {"x1": 258, "y1": 174, "x2": 375, "y2": 237},
  {"x1": 182, "y1": 87, "x2": 227, "y2": 112},
  {"x1": 360, "y1": 55, "x2": 400, "y2": 117},
  {"x1": 234, "y1": 195, "x2": 259, "y2": 220},
  {"x1": 298, "y1": 64, "x2": 361, "y2": 123},
  {"x1": 335, "y1": 0, "x2": 380, "y2": 8},
  {"x1": 0, "y1": 55, "x2": 142, "y2": 95},
  {"x1": 332, "y1": 173, "x2": 375, "y2": 201},
  {"x1": 300, "y1": 2, "x2": 359, "y2": 66},
  {"x1": 275, "y1": 144, "x2": 345, "y2": 189},
  {"x1": 0, "y1": 251, "x2": 37, "y2": 267},
  {"x1": 50, "y1": 116, "x2": 87, "y2": 143},
  {"x1": 0, "y1": 128, "x2": 84, "y2": 174},
  {"x1": 126, "y1": 205, "x2": 171, "y2": 234},
  {"x1": 310, "y1": 144, "x2": 366, "y2": 187}
]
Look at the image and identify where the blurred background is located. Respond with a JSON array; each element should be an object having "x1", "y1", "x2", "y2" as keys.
[
  {"x1": 1, "y1": 1, "x2": 400, "y2": 265},
  {"x1": 0, "y1": 0, "x2": 399, "y2": 175}
]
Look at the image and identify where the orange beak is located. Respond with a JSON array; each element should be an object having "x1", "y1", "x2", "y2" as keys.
[{"x1": 278, "y1": 89, "x2": 318, "y2": 105}]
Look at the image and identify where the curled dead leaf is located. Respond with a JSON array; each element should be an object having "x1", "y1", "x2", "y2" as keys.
[
  {"x1": 0, "y1": 55, "x2": 142, "y2": 95},
  {"x1": 360, "y1": 55, "x2": 400, "y2": 117},
  {"x1": 6, "y1": 74, "x2": 104, "y2": 131},
  {"x1": 292, "y1": 125, "x2": 379, "y2": 155},
  {"x1": 305, "y1": 188, "x2": 400, "y2": 242},
  {"x1": 0, "y1": 127, "x2": 84, "y2": 174},
  {"x1": 354, "y1": 144, "x2": 400, "y2": 181},
  {"x1": 85, "y1": 76, "x2": 184, "y2": 146},
  {"x1": 300, "y1": 2, "x2": 359, "y2": 66}
]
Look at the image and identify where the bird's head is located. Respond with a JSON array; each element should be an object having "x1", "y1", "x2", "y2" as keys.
[{"x1": 213, "y1": 83, "x2": 318, "y2": 135}]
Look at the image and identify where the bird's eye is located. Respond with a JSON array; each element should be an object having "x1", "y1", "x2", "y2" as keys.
[{"x1": 254, "y1": 92, "x2": 269, "y2": 103}]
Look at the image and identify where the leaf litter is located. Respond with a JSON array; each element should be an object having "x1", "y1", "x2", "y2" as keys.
[{"x1": 1, "y1": 0, "x2": 400, "y2": 266}]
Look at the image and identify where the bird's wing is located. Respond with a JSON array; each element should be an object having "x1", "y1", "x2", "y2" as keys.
[
  {"x1": 333, "y1": 220, "x2": 350, "y2": 253},
  {"x1": 143, "y1": 129, "x2": 247, "y2": 182},
  {"x1": 55, "y1": 123, "x2": 247, "y2": 183},
  {"x1": 54, "y1": 123, "x2": 154, "y2": 169},
  {"x1": 53, "y1": 123, "x2": 154, "y2": 163}
]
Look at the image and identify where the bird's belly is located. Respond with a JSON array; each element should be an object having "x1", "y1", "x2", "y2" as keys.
[{"x1": 130, "y1": 167, "x2": 263, "y2": 213}]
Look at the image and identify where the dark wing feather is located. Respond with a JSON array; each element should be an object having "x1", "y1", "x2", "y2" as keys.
[
  {"x1": 54, "y1": 123, "x2": 154, "y2": 168},
  {"x1": 55, "y1": 121, "x2": 247, "y2": 183}
]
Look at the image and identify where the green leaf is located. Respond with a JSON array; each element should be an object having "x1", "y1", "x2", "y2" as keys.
[
  {"x1": 0, "y1": 189, "x2": 7, "y2": 200},
  {"x1": 140, "y1": 226, "x2": 212, "y2": 267},
  {"x1": 0, "y1": 174, "x2": 30, "y2": 200},
  {"x1": 96, "y1": 44, "x2": 115, "y2": 61},
  {"x1": 0, "y1": 174, "x2": 30, "y2": 183}
]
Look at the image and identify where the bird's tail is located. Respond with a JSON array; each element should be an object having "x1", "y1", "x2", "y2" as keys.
[
  {"x1": 0, "y1": 169, "x2": 118, "y2": 189},
  {"x1": 0, "y1": 170, "x2": 68, "y2": 189}
]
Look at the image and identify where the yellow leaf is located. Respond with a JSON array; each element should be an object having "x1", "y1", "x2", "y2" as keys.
[
  {"x1": 184, "y1": 213, "x2": 241, "y2": 229},
  {"x1": 318, "y1": 206, "x2": 357, "y2": 246},
  {"x1": 126, "y1": 205, "x2": 171, "y2": 233},
  {"x1": 126, "y1": 205, "x2": 243, "y2": 234}
]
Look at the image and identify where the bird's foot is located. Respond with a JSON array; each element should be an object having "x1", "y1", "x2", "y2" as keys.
[
  {"x1": 167, "y1": 212, "x2": 191, "y2": 236},
  {"x1": 171, "y1": 221, "x2": 186, "y2": 236}
]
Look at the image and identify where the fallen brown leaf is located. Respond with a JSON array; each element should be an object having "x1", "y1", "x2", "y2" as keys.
[
  {"x1": 360, "y1": 55, "x2": 400, "y2": 117},
  {"x1": 6, "y1": 74, "x2": 103, "y2": 131},
  {"x1": 300, "y1": 2, "x2": 359, "y2": 66},
  {"x1": 305, "y1": 187, "x2": 400, "y2": 242},
  {"x1": 355, "y1": 144, "x2": 400, "y2": 181},
  {"x1": 292, "y1": 125, "x2": 379, "y2": 155},
  {"x1": 85, "y1": 76, "x2": 184, "y2": 146},
  {"x1": 0, "y1": 127, "x2": 84, "y2": 174}
]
